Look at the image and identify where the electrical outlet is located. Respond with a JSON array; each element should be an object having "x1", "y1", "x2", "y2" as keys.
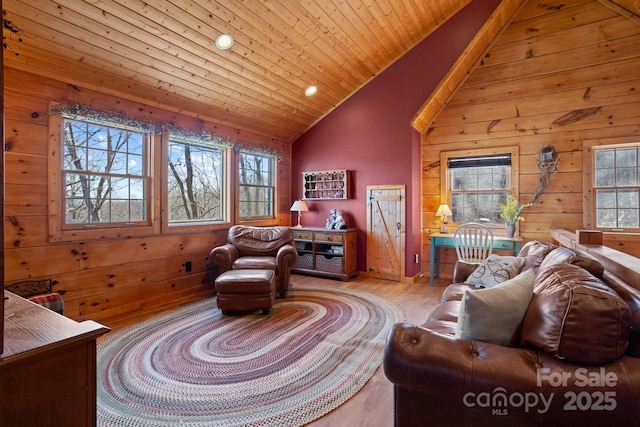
[{"x1": 185, "y1": 261, "x2": 192, "y2": 272}]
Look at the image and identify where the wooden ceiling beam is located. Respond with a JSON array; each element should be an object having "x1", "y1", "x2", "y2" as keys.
[{"x1": 411, "y1": 0, "x2": 527, "y2": 134}]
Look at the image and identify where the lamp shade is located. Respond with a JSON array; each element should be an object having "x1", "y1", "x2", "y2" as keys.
[
  {"x1": 436, "y1": 204, "x2": 452, "y2": 217},
  {"x1": 290, "y1": 200, "x2": 309, "y2": 212}
]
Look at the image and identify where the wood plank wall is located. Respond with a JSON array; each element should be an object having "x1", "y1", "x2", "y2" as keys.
[
  {"x1": 3, "y1": 68, "x2": 292, "y2": 326},
  {"x1": 1, "y1": 0, "x2": 5, "y2": 352},
  {"x1": 421, "y1": 0, "x2": 640, "y2": 278}
]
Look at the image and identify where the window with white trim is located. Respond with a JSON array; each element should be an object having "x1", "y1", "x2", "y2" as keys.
[
  {"x1": 592, "y1": 143, "x2": 640, "y2": 230},
  {"x1": 238, "y1": 151, "x2": 275, "y2": 219}
]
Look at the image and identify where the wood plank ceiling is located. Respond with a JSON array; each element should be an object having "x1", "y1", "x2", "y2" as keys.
[{"x1": 2, "y1": 0, "x2": 470, "y2": 143}]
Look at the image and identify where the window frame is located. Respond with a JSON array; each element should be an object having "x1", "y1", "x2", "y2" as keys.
[
  {"x1": 440, "y1": 146, "x2": 520, "y2": 233},
  {"x1": 49, "y1": 107, "x2": 281, "y2": 242},
  {"x1": 161, "y1": 133, "x2": 232, "y2": 234},
  {"x1": 237, "y1": 150, "x2": 277, "y2": 222},
  {"x1": 48, "y1": 113, "x2": 161, "y2": 242},
  {"x1": 583, "y1": 137, "x2": 640, "y2": 233}
]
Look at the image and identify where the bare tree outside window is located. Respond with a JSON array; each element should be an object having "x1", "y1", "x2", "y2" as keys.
[
  {"x1": 167, "y1": 139, "x2": 224, "y2": 223},
  {"x1": 62, "y1": 117, "x2": 275, "y2": 230},
  {"x1": 63, "y1": 119, "x2": 148, "y2": 225},
  {"x1": 239, "y1": 152, "x2": 274, "y2": 218}
]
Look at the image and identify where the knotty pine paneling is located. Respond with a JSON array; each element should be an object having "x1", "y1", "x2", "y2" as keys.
[
  {"x1": 4, "y1": 152, "x2": 47, "y2": 186},
  {"x1": 610, "y1": 0, "x2": 640, "y2": 18},
  {"x1": 485, "y1": 15, "x2": 638, "y2": 66},
  {"x1": 429, "y1": 102, "x2": 640, "y2": 144},
  {"x1": 465, "y1": 38, "x2": 640, "y2": 88},
  {"x1": 448, "y1": 59, "x2": 640, "y2": 109},
  {"x1": 605, "y1": 231, "x2": 640, "y2": 255},
  {"x1": 5, "y1": 215, "x2": 49, "y2": 248},
  {"x1": 434, "y1": 80, "x2": 640, "y2": 128},
  {"x1": 2, "y1": 0, "x2": 469, "y2": 143},
  {"x1": 3, "y1": 68, "x2": 292, "y2": 326},
  {"x1": 419, "y1": 0, "x2": 640, "y2": 278},
  {"x1": 54, "y1": 254, "x2": 214, "y2": 302},
  {"x1": 4, "y1": 184, "x2": 47, "y2": 216},
  {"x1": 4, "y1": 121, "x2": 49, "y2": 156},
  {"x1": 500, "y1": 1, "x2": 616, "y2": 44},
  {"x1": 75, "y1": 270, "x2": 215, "y2": 320}
]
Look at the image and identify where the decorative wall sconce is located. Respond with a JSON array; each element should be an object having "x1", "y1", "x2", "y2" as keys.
[{"x1": 532, "y1": 145, "x2": 560, "y2": 204}]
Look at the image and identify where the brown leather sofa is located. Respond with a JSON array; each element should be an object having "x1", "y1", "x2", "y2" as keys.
[
  {"x1": 210, "y1": 225, "x2": 297, "y2": 298},
  {"x1": 384, "y1": 241, "x2": 640, "y2": 427}
]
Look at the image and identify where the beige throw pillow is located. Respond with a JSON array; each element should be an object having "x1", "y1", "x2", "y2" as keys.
[
  {"x1": 465, "y1": 254, "x2": 526, "y2": 288},
  {"x1": 456, "y1": 269, "x2": 535, "y2": 346}
]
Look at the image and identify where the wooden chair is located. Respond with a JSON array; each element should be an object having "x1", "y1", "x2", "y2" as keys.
[{"x1": 453, "y1": 223, "x2": 494, "y2": 263}]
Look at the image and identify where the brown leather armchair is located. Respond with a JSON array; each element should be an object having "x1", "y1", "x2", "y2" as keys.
[{"x1": 210, "y1": 225, "x2": 297, "y2": 298}]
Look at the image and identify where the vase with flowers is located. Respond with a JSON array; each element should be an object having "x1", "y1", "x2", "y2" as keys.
[{"x1": 497, "y1": 195, "x2": 533, "y2": 237}]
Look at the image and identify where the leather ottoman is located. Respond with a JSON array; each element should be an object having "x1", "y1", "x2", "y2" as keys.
[{"x1": 214, "y1": 269, "x2": 276, "y2": 314}]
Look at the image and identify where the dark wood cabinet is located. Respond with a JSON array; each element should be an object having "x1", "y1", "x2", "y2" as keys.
[{"x1": 1, "y1": 291, "x2": 109, "y2": 426}]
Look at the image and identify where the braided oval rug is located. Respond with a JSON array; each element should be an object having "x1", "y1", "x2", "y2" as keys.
[{"x1": 97, "y1": 284, "x2": 404, "y2": 427}]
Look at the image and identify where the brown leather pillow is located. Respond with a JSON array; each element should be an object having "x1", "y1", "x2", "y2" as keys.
[
  {"x1": 538, "y1": 247, "x2": 605, "y2": 279},
  {"x1": 570, "y1": 247, "x2": 606, "y2": 278},
  {"x1": 521, "y1": 263, "x2": 631, "y2": 365}
]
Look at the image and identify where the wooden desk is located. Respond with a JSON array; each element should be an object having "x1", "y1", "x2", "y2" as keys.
[
  {"x1": 1, "y1": 291, "x2": 110, "y2": 426},
  {"x1": 429, "y1": 233, "x2": 522, "y2": 286}
]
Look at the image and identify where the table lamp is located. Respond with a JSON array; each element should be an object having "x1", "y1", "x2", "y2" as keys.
[
  {"x1": 436, "y1": 204, "x2": 452, "y2": 233},
  {"x1": 290, "y1": 200, "x2": 309, "y2": 228}
]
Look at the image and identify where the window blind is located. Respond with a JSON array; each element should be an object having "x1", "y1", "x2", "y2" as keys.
[{"x1": 447, "y1": 154, "x2": 511, "y2": 169}]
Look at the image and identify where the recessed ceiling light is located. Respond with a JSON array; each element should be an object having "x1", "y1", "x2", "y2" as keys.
[
  {"x1": 305, "y1": 85, "x2": 318, "y2": 97},
  {"x1": 215, "y1": 33, "x2": 234, "y2": 51}
]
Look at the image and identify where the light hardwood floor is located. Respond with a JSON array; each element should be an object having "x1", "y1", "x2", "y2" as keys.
[
  {"x1": 297, "y1": 274, "x2": 446, "y2": 427},
  {"x1": 104, "y1": 273, "x2": 448, "y2": 427}
]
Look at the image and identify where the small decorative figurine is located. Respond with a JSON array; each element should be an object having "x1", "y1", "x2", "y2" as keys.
[
  {"x1": 326, "y1": 208, "x2": 347, "y2": 229},
  {"x1": 326, "y1": 209, "x2": 337, "y2": 229},
  {"x1": 333, "y1": 210, "x2": 346, "y2": 229}
]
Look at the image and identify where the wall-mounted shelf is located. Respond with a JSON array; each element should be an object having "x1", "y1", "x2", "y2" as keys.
[{"x1": 303, "y1": 169, "x2": 350, "y2": 200}]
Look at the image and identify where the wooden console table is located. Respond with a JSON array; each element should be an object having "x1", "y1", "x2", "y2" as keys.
[
  {"x1": 429, "y1": 232, "x2": 522, "y2": 286},
  {"x1": 291, "y1": 227, "x2": 358, "y2": 281},
  {"x1": 1, "y1": 291, "x2": 110, "y2": 426}
]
